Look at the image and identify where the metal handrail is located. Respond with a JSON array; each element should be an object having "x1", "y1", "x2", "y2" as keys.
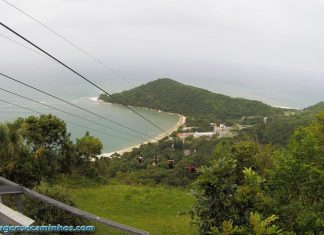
[{"x1": 0, "y1": 176, "x2": 150, "y2": 235}]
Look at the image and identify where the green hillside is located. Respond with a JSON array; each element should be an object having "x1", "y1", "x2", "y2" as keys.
[
  {"x1": 99, "y1": 78, "x2": 282, "y2": 122},
  {"x1": 240, "y1": 102, "x2": 324, "y2": 145},
  {"x1": 304, "y1": 101, "x2": 324, "y2": 113}
]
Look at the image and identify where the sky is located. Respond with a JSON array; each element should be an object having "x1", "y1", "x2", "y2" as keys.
[{"x1": 0, "y1": 0, "x2": 323, "y2": 108}]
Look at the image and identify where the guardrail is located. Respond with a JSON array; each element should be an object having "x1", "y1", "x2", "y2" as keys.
[{"x1": 0, "y1": 176, "x2": 150, "y2": 235}]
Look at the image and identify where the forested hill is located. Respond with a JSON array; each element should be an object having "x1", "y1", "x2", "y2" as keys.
[
  {"x1": 99, "y1": 78, "x2": 282, "y2": 122},
  {"x1": 304, "y1": 101, "x2": 324, "y2": 113},
  {"x1": 240, "y1": 101, "x2": 324, "y2": 145}
]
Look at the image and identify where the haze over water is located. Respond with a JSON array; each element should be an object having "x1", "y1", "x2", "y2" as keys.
[
  {"x1": 1, "y1": 0, "x2": 323, "y2": 109},
  {"x1": 0, "y1": 0, "x2": 323, "y2": 152}
]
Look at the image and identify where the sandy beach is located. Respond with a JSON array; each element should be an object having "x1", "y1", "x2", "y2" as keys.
[{"x1": 98, "y1": 113, "x2": 186, "y2": 158}]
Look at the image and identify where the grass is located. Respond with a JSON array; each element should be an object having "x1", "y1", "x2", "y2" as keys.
[{"x1": 68, "y1": 184, "x2": 197, "y2": 235}]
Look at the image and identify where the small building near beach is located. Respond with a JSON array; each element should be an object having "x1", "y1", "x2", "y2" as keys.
[
  {"x1": 177, "y1": 132, "x2": 193, "y2": 139},
  {"x1": 193, "y1": 132, "x2": 217, "y2": 138}
]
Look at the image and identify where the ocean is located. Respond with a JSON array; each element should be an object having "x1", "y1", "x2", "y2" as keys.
[
  {"x1": 0, "y1": 68, "x2": 322, "y2": 153},
  {"x1": 0, "y1": 91, "x2": 179, "y2": 153}
]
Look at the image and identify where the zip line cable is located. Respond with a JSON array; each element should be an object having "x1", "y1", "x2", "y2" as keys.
[
  {"x1": 0, "y1": 86, "x2": 146, "y2": 140},
  {"x1": 0, "y1": 98, "x2": 133, "y2": 142},
  {"x1": 0, "y1": 35, "x2": 149, "y2": 140},
  {"x1": 1, "y1": 0, "x2": 135, "y2": 86},
  {"x1": 0, "y1": 33, "x2": 50, "y2": 60},
  {"x1": 0, "y1": 34, "x2": 148, "y2": 139},
  {"x1": 0, "y1": 34, "x2": 161, "y2": 141},
  {"x1": 0, "y1": 72, "x2": 149, "y2": 139},
  {"x1": 0, "y1": 21, "x2": 171, "y2": 136}
]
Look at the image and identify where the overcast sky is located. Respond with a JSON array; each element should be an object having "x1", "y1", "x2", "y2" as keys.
[{"x1": 0, "y1": 0, "x2": 323, "y2": 108}]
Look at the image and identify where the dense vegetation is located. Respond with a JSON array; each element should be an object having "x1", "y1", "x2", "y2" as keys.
[
  {"x1": 191, "y1": 112, "x2": 324, "y2": 234},
  {"x1": 0, "y1": 112, "x2": 219, "y2": 188},
  {"x1": 304, "y1": 101, "x2": 324, "y2": 114},
  {"x1": 99, "y1": 78, "x2": 283, "y2": 127},
  {"x1": 99, "y1": 135, "x2": 220, "y2": 187},
  {"x1": 0, "y1": 114, "x2": 102, "y2": 188}
]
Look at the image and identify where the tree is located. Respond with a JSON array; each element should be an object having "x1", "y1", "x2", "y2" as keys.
[
  {"x1": 192, "y1": 113, "x2": 324, "y2": 234},
  {"x1": 21, "y1": 114, "x2": 76, "y2": 180},
  {"x1": 0, "y1": 115, "x2": 84, "y2": 186},
  {"x1": 191, "y1": 157, "x2": 239, "y2": 234},
  {"x1": 0, "y1": 121, "x2": 42, "y2": 187},
  {"x1": 75, "y1": 131, "x2": 102, "y2": 162},
  {"x1": 211, "y1": 212, "x2": 281, "y2": 235},
  {"x1": 267, "y1": 113, "x2": 324, "y2": 233},
  {"x1": 22, "y1": 114, "x2": 67, "y2": 151}
]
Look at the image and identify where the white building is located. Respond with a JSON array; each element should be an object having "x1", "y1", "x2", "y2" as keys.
[
  {"x1": 193, "y1": 132, "x2": 217, "y2": 138},
  {"x1": 214, "y1": 123, "x2": 226, "y2": 133}
]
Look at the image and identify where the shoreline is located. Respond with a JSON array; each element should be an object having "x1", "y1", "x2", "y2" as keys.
[
  {"x1": 91, "y1": 96, "x2": 186, "y2": 158},
  {"x1": 98, "y1": 115, "x2": 186, "y2": 158}
]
